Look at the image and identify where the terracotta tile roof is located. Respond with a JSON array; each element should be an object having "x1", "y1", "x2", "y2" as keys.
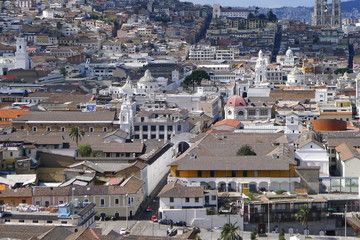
[
  {"x1": 335, "y1": 143, "x2": 360, "y2": 161},
  {"x1": 13, "y1": 111, "x2": 115, "y2": 122},
  {"x1": 0, "y1": 187, "x2": 32, "y2": 197},
  {"x1": 0, "y1": 109, "x2": 28, "y2": 119},
  {"x1": 270, "y1": 90, "x2": 315, "y2": 100},
  {"x1": 170, "y1": 133, "x2": 295, "y2": 171},
  {"x1": 92, "y1": 142, "x2": 144, "y2": 153},
  {"x1": 320, "y1": 112, "x2": 352, "y2": 115},
  {"x1": 33, "y1": 186, "x2": 71, "y2": 196},
  {"x1": 213, "y1": 119, "x2": 241, "y2": 128},
  {"x1": 158, "y1": 180, "x2": 204, "y2": 198}
]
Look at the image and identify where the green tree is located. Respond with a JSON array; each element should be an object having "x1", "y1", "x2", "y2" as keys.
[
  {"x1": 297, "y1": 204, "x2": 310, "y2": 230},
  {"x1": 250, "y1": 229, "x2": 257, "y2": 240},
  {"x1": 236, "y1": 145, "x2": 256, "y2": 156},
  {"x1": 221, "y1": 222, "x2": 242, "y2": 240},
  {"x1": 258, "y1": 14, "x2": 267, "y2": 20},
  {"x1": 267, "y1": 10, "x2": 278, "y2": 22},
  {"x1": 183, "y1": 70, "x2": 210, "y2": 90},
  {"x1": 69, "y1": 126, "x2": 85, "y2": 147},
  {"x1": 77, "y1": 144, "x2": 93, "y2": 157},
  {"x1": 279, "y1": 229, "x2": 285, "y2": 240},
  {"x1": 334, "y1": 68, "x2": 349, "y2": 75}
]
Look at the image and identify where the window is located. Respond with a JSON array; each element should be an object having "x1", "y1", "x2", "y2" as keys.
[
  {"x1": 159, "y1": 125, "x2": 164, "y2": 131},
  {"x1": 248, "y1": 109, "x2": 256, "y2": 116},
  {"x1": 61, "y1": 127, "x2": 65, "y2": 132},
  {"x1": 232, "y1": 171, "x2": 236, "y2": 177},
  {"x1": 103, "y1": 127, "x2": 108, "y2": 132},
  {"x1": 176, "y1": 170, "x2": 180, "y2": 177},
  {"x1": 115, "y1": 199, "x2": 119, "y2": 205},
  {"x1": 177, "y1": 125, "x2": 181, "y2": 131},
  {"x1": 46, "y1": 127, "x2": 51, "y2": 131},
  {"x1": 4, "y1": 219, "x2": 10, "y2": 222},
  {"x1": 185, "y1": 197, "x2": 190, "y2": 203},
  {"x1": 45, "y1": 201, "x2": 49, "y2": 207},
  {"x1": 35, "y1": 201, "x2": 40, "y2": 205},
  {"x1": 170, "y1": 197, "x2": 174, "y2": 202},
  {"x1": 210, "y1": 171, "x2": 215, "y2": 177},
  {"x1": 260, "y1": 109, "x2": 268, "y2": 116},
  {"x1": 100, "y1": 199, "x2": 105, "y2": 206},
  {"x1": 142, "y1": 125, "x2": 148, "y2": 131},
  {"x1": 32, "y1": 126, "x2": 37, "y2": 132},
  {"x1": 195, "y1": 197, "x2": 199, "y2": 203},
  {"x1": 151, "y1": 125, "x2": 156, "y2": 131},
  {"x1": 211, "y1": 195, "x2": 216, "y2": 201},
  {"x1": 19, "y1": 220, "x2": 25, "y2": 222},
  {"x1": 22, "y1": 199, "x2": 26, "y2": 204},
  {"x1": 151, "y1": 134, "x2": 156, "y2": 139},
  {"x1": 134, "y1": 134, "x2": 139, "y2": 139},
  {"x1": 47, "y1": 220, "x2": 53, "y2": 223},
  {"x1": 167, "y1": 126, "x2": 173, "y2": 131},
  {"x1": 89, "y1": 127, "x2": 94, "y2": 132},
  {"x1": 134, "y1": 126, "x2": 140, "y2": 131},
  {"x1": 32, "y1": 220, "x2": 38, "y2": 223},
  {"x1": 159, "y1": 134, "x2": 164, "y2": 139},
  {"x1": 243, "y1": 170, "x2": 248, "y2": 177},
  {"x1": 61, "y1": 221, "x2": 68, "y2": 224},
  {"x1": 197, "y1": 171, "x2": 202, "y2": 177}
]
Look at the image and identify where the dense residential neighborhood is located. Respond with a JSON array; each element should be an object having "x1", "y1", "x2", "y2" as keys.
[{"x1": 1, "y1": 0, "x2": 360, "y2": 239}]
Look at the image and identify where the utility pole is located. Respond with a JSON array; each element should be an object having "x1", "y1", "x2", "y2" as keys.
[
  {"x1": 268, "y1": 201, "x2": 271, "y2": 234},
  {"x1": 126, "y1": 193, "x2": 128, "y2": 230},
  {"x1": 345, "y1": 204, "x2": 347, "y2": 237}
]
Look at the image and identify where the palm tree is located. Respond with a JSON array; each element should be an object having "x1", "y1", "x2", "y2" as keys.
[
  {"x1": 297, "y1": 204, "x2": 310, "y2": 231},
  {"x1": 221, "y1": 222, "x2": 242, "y2": 240},
  {"x1": 69, "y1": 126, "x2": 85, "y2": 147}
]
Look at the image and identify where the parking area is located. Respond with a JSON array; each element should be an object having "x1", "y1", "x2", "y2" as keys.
[{"x1": 130, "y1": 220, "x2": 189, "y2": 237}]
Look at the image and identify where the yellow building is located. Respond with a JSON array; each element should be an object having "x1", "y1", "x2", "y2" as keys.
[{"x1": 169, "y1": 133, "x2": 300, "y2": 192}]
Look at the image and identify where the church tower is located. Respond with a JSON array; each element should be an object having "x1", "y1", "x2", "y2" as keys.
[
  {"x1": 312, "y1": 0, "x2": 341, "y2": 28},
  {"x1": 254, "y1": 50, "x2": 268, "y2": 86},
  {"x1": 15, "y1": 37, "x2": 30, "y2": 70},
  {"x1": 119, "y1": 97, "x2": 136, "y2": 138}
]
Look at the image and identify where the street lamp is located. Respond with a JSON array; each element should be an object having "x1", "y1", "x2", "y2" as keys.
[
  {"x1": 126, "y1": 193, "x2": 128, "y2": 230},
  {"x1": 345, "y1": 204, "x2": 347, "y2": 237},
  {"x1": 268, "y1": 201, "x2": 271, "y2": 234}
]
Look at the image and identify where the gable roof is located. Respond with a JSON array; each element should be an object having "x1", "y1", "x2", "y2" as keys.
[
  {"x1": 213, "y1": 119, "x2": 241, "y2": 128},
  {"x1": 13, "y1": 111, "x2": 115, "y2": 123},
  {"x1": 169, "y1": 133, "x2": 295, "y2": 171},
  {"x1": 335, "y1": 143, "x2": 360, "y2": 161},
  {"x1": 158, "y1": 180, "x2": 204, "y2": 198}
]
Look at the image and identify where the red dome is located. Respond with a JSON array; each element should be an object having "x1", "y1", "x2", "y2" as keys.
[{"x1": 226, "y1": 95, "x2": 247, "y2": 107}]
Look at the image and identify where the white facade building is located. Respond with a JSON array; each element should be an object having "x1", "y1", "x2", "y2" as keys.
[
  {"x1": 254, "y1": 50, "x2": 268, "y2": 86},
  {"x1": 286, "y1": 67, "x2": 306, "y2": 87},
  {"x1": 0, "y1": 37, "x2": 30, "y2": 75}
]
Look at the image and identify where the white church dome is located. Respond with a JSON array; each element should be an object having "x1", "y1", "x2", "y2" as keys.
[
  {"x1": 289, "y1": 67, "x2": 303, "y2": 76},
  {"x1": 285, "y1": 47, "x2": 293, "y2": 57},
  {"x1": 138, "y1": 69, "x2": 156, "y2": 83}
]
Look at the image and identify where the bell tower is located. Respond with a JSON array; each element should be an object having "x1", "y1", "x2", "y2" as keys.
[
  {"x1": 312, "y1": 0, "x2": 341, "y2": 28},
  {"x1": 15, "y1": 37, "x2": 30, "y2": 70}
]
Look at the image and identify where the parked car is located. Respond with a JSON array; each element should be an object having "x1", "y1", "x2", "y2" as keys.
[
  {"x1": 150, "y1": 215, "x2": 158, "y2": 222},
  {"x1": 167, "y1": 228, "x2": 177, "y2": 236},
  {"x1": 146, "y1": 206, "x2": 153, "y2": 212},
  {"x1": 159, "y1": 219, "x2": 173, "y2": 225},
  {"x1": 119, "y1": 228, "x2": 128, "y2": 235},
  {"x1": 174, "y1": 221, "x2": 187, "y2": 226}
]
